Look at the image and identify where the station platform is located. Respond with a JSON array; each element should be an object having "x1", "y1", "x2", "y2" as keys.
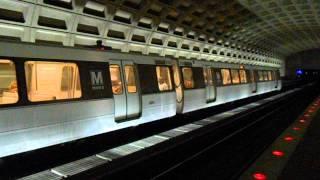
[{"x1": 241, "y1": 96, "x2": 320, "y2": 180}]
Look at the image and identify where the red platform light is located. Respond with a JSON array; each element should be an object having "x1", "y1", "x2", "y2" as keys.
[
  {"x1": 272, "y1": 150, "x2": 284, "y2": 157},
  {"x1": 284, "y1": 136, "x2": 294, "y2": 141},
  {"x1": 304, "y1": 114, "x2": 310, "y2": 117},
  {"x1": 253, "y1": 172, "x2": 267, "y2": 180},
  {"x1": 299, "y1": 119, "x2": 306, "y2": 123},
  {"x1": 293, "y1": 127, "x2": 301, "y2": 131}
]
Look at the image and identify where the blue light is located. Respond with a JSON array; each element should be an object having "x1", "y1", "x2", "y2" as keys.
[{"x1": 296, "y1": 69, "x2": 303, "y2": 75}]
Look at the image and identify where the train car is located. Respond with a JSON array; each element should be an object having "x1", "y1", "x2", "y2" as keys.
[
  {"x1": 175, "y1": 59, "x2": 281, "y2": 113},
  {"x1": 0, "y1": 41, "x2": 281, "y2": 158}
]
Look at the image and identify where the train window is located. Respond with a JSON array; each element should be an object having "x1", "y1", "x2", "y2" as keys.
[
  {"x1": 221, "y1": 69, "x2": 231, "y2": 85},
  {"x1": 214, "y1": 69, "x2": 222, "y2": 86},
  {"x1": 254, "y1": 70, "x2": 259, "y2": 82},
  {"x1": 268, "y1": 71, "x2": 273, "y2": 81},
  {"x1": 258, "y1": 71, "x2": 264, "y2": 81},
  {"x1": 231, "y1": 69, "x2": 240, "y2": 84},
  {"x1": 156, "y1": 66, "x2": 173, "y2": 91},
  {"x1": 263, "y1": 71, "x2": 269, "y2": 81},
  {"x1": 240, "y1": 70, "x2": 247, "y2": 83},
  {"x1": 275, "y1": 70, "x2": 280, "y2": 80},
  {"x1": 192, "y1": 67, "x2": 205, "y2": 88},
  {"x1": 272, "y1": 71, "x2": 276, "y2": 80},
  {"x1": 0, "y1": 60, "x2": 18, "y2": 105},
  {"x1": 182, "y1": 67, "x2": 194, "y2": 89},
  {"x1": 76, "y1": 73, "x2": 81, "y2": 91},
  {"x1": 61, "y1": 66, "x2": 74, "y2": 91},
  {"x1": 109, "y1": 65, "x2": 123, "y2": 95},
  {"x1": 125, "y1": 65, "x2": 137, "y2": 93},
  {"x1": 203, "y1": 68, "x2": 213, "y2": 86},
  {"x1": 138, "y1": 64, "x2": 158, "y2": 94},
  {"x1": 25, "y1": 61, "x2": 81, "y2": 102},
  {"x1": 245, "y1": 70, "x2": 251, "y2": 83}
]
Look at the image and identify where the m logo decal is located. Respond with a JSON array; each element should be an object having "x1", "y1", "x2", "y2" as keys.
[{"x1": 90, "y1": 71, "x2": 104, "y2": 90}]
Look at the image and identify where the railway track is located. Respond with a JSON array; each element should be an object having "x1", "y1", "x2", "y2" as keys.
[{"x1": 145, "y1": 82, "x2": 320, "y2": 180}]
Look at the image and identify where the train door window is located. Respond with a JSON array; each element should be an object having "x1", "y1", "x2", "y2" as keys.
[
  {"x1": 231, "y1": 69, "x2": 240, "y2": 84},
  {"x1": 25, "y1": 61, "x2": 81, "y2": 102},
  {"x1": 263, "y1": 71, "x2": 269, "y2": 81},
  {"x1": 182, "y1": 67, "x2": 194, "y2": 89},
  {"x1": 274, "y1": 70, "x2": 280, "y2": 80},
  {"x1": 214, "y1": 69, "x2": 222, "y2": 86},
  {"x1": 272, "y1": 71, "x2": 276, "y2": 80},
  {"x1": 276, "y1": 70, "x2": 280, "y2": 80},
  {"x1": 192, "y1": 67, "x2": 205, "y2": 88},
  {"x1": 0, "y1": 60, "x2": 18, "y2": 104},
  {"x1": 138, "y1": 64, "x2": 158, "y2": 94},
  {"x1": 258, "y1": 71, "x2": 264, "y2": 81},
  {"x1": 246, "y1": 70, "x2": 252, "y2": 83},
  {"x1": 124, "y1": 65, "x2": 137, "y2": 93},
  {"x1": 254, "y1": 70, "x2": 259, "y2": 82},
  {"x1": 203, "y1": 68, "x2": 213, "y2": 86},
  {"x1": 109, "y1": 65, "x2": 123, "y2": 95},
  {"x1": 239, "y1": 70, "x2": 247, "y2": 83},
  {"x1": 221, "y1": 69, "x2": 231, "y2": 85},
  {"x1": 156, "y1": 66, "x2": 173, "y2": 91},
  {"x1": 268, "y1": 71, "x2": 273, "y2": 81}
]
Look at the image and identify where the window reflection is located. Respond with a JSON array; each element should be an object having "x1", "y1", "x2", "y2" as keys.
[
  {"x1": 156, "y1": 66, "x2": 172, "y2": 91},
  {"x1": 0, "y1": 60, "x2": 18, "y2": 104},
  {"x1": 109, "y1": 65, "x2": 123, "y2": 95},
  {"x1": 182, "y1": 67, "x2": 194, "y2": 89},
  {"x1": 25, "y1": 61, "x2": 81, "y2": 102}
]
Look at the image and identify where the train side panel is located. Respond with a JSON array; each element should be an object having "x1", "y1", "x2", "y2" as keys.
[
  {"x1": 140, "y1": 92, "x2": 176, "y2": 121},
  {"x1": 183, "y1": 89, "x2": 206, "y2": 113},
  {"x1": 0, "y1": 99, "x2": 116, "y2": 158}
]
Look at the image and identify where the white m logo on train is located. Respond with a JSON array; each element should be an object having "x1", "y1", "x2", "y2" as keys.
[{"x1": 90, "y1": 71, "x2": 104, "y2": 90}]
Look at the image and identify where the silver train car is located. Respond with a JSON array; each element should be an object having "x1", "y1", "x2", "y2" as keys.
[{"x1": 0, "y1": 41, "x2": 281, "y2": 158}]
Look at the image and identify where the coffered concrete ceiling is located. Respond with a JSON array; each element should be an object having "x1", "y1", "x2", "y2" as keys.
[{"x1": 1, "y1": 0, "x2": 318, "y2": 67}]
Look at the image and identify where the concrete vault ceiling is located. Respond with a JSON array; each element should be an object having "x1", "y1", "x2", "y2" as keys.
[
  {"x1": 96, "y1": 0, "x2": 269, "y2": 55},
  {"x1": 239, "y1": 0, "x2": 320, "y2": 57},
  {"x1": 2, "y1": 0, "x2": 319, "y2": 67},
  {"x1": 97, "y1": 0, "x2": 320, "y2": 57}
]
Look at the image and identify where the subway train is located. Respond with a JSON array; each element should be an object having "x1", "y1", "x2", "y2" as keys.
[{"x1": 0, "y1": 41, "x2": 281, "y2": 158}]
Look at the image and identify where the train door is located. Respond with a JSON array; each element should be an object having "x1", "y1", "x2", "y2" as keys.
[
  {"x1": 109, "y1": 60, "x2": 141, "y2": 121},
  {"x1": 203, "y1": 67, "x2": 216, "y2": 103},
  {"x1": 172, "y1": 59, "x2": 184, "y2": 114},
  {"x1": 250, "y1": 70, "x2": 258, "y2": 93}
]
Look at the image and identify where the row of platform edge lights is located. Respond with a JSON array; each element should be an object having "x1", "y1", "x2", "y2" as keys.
[{"x1": 252, "y1": 97, "x2": 320, "y2": 180}]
